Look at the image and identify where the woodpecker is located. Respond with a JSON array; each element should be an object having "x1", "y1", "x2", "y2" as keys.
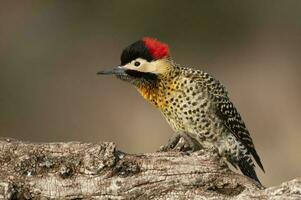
[{"x1": 98, "y1": 37, "x2": 264, "y2": 184}]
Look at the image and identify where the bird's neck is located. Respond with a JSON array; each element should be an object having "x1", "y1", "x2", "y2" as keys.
[
  {"x1": 136, "y1": 62, "x2": 179, "y2": 108},
  {"x1": 136, "y1": 83, "x2": 160, "y2": 106}
]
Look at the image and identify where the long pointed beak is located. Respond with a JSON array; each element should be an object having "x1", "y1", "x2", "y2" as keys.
[{"x1": 97, "y1": 66, "x2": 126, "y2": 75}]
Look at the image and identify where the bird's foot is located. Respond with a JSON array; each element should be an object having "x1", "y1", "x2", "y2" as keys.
[{"x1": 159, "y1": 133, "x2": 202, "y2": 152}]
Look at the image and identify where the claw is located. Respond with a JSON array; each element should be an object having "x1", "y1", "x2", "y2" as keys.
[{"x1": 159, "y1": 133, "x2": 202, "y2": 152}]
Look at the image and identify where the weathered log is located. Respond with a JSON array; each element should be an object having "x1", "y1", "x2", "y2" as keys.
[{"x1": 0, "y1": 138, "x2": 300, "y2": 199}]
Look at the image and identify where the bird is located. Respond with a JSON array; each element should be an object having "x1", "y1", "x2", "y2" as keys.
[{"x1": 97, "y1": 37, "x2": 264, "y2": 184}]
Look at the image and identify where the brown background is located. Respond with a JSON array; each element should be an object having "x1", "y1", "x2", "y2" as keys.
[{"x1": 1, "y1": 1, "x2": 300, "y2": 186}]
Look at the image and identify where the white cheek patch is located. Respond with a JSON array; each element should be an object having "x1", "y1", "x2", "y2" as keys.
[
  {"x1": 146, "y1": 60, "x2": 170, "y2": 74},
  {"x1": 139, "y1": 64, "x2": 158, "y2": 73},
  {"x1": 123, "y1": 59, "x2": 169, "y2": 75},
  {"x1": 123, "y1": 58, "x2": 147, "y2": 71}
]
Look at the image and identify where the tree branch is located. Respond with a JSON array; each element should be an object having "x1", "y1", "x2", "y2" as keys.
[{"x1": 0, "y1": 138, "x2": 300, "y2": 199}]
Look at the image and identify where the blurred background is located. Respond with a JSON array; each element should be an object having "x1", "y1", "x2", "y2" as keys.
[{"x1": 0, "y1": 1, "x2": 300, "y2": 186}]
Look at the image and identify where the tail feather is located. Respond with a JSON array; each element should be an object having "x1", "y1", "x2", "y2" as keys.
[
  {"x1": 249, "y1": 148, "x2": 265, "y2": 172},
  {"x1": 237, "y1": 156, "x2": 262, "y2": 185}
]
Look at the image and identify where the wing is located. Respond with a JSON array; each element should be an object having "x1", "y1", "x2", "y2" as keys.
[
  {"x1": 214, "y1": 96, "x2": 265, "y2": 172},
  {"x1": 187, "y1": 69, "x2": 264, "y2": 172}
]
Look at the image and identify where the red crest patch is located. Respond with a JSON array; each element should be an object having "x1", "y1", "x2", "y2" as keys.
[{"x1": 143, "y1": 37, "x2": 170, "y2": 59}]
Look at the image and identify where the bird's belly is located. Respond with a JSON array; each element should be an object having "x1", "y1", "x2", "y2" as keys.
[
  {"x1": 161, "y1": 111, "x2": 186, "y2": 132},
  {"x1": 160, "y1": 87, "x2": 224, "y2": 146},
  {"x1": 162, "y1": 105, "x2": 224, "y2": 147}
]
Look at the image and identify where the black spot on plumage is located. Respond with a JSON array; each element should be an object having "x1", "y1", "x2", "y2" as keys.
[{"x1": 120, "y1": 40, "x2": 153, "y2": 65}]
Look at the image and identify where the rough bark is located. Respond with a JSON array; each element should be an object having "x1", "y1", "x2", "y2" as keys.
[{"x1": 0, "y1": 138, "x2": 300, "y2": 200}]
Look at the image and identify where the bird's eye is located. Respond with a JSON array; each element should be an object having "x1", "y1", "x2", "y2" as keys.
[{"x1": 134, "y1": 61, "x2": 140, "y2": 67}]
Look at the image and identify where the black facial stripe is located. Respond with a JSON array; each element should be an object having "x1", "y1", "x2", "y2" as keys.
[
  {"x1": 125, "y1": 69, "x2": 158, "y2": 81},
  {"x1": 120, "y1": 40, "x2": 153, "y2": 65}
]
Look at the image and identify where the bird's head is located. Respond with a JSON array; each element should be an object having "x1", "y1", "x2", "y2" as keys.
[{"x1": 97, "y1": 37, "x2": 171, "y2": 87}]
